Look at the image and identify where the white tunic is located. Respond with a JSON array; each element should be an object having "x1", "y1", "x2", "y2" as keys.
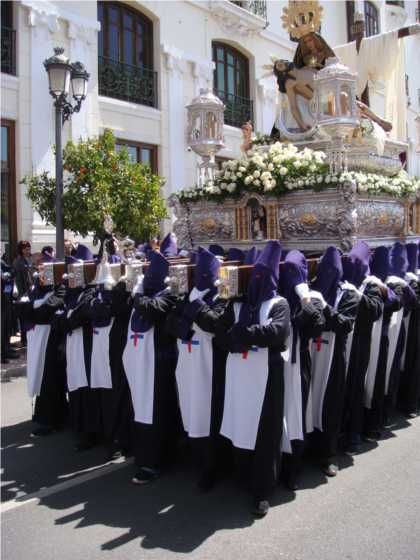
[
  {"x1": 26, "y1": 292, "x2": 53, "y2": 398},
  {"x1": 310, "y1": 290, "x2": 345, "y2": 431},
  {"x1": 65, "y1": 306, "x2": 88, "y2": 392},
  {"x1": 122, "y1": 310, "x2": 155, "y2": 424},
  {"x1": 364, "y1": 314, "x2": 385, "y2": 409},
  {"x1": 90, "y1": 319, "x2": 114, "y2": 389},
  {"x1": 220, "y1": 296, "x2": 283, "y2": 451},
  {"x1": 384, "y1": 308, "x2": 404, "y2": 395},
  {"x1": 281, "y1": 331, "x2": 303, "y2": 454},
  {"x1": 175, "y1": 324, "x2": 214, "y2": 438}
]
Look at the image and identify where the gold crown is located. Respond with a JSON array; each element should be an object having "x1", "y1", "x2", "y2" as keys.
[{"x1": 281, "y1": 1, "x2": 323, "y2": 40}]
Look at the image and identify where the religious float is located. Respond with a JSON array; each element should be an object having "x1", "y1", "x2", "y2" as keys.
[{"x1": 169, "y1": 0, "x2": 420, "y2": 253}]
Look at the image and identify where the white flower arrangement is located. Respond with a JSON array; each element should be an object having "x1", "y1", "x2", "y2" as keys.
[{"x1": 175, "y1": 143, "x2": 419, "y2": 202}]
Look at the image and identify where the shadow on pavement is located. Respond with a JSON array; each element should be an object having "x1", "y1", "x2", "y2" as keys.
[
  {"x1": 1, "y1": 420, "x2": 110, "y2": 502},
  {"x1": 40, "y1": 461, "x2": 295, "y2": 554}
]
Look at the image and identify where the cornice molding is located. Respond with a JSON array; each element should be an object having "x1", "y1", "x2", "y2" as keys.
[{"x1": 207, "y1": 0, "x2": 267, "y2": 37}]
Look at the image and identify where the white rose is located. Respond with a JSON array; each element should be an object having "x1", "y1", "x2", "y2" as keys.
[
  {"x1": 268, "y1": 163, "x2": 274, "y2": 171},
  {"x1": 239, "y1": 166, "x2": 246, "y2": 172},
  {"x1": 293, "y1": 161, "x2": 302, "y2": 169},
  {"x1": 224, "y1": 171, "x2": 231, "y2": 180},
  {"x1": 279, "y1": 167, "x2": 288, "y2": 176},
  {"x1": 298, "y1": 180, "x2": 304, "y2": 187},
  {"x1": 227, "y1": 183, "x2": 236, "y2": 193},
  {"x1": 236, "y1": 172, "x2": 243, "y2": 178},
  {"x1": 253, "y1": 179, "x2": 261, "y2": 186},
  {"x1": 309, "y1": 164, "x2": 316, "y2": 172},
  {"x1": 244, "y1": 176, "x2": 253, "y2": 185},
  {"x1": 253, "y1": 170, "x2": 261, "y2": 178}
]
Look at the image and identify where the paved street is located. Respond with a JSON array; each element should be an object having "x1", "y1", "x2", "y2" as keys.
[{"x1": 2, "y1": 375, "x2": 420, "y2": 560}]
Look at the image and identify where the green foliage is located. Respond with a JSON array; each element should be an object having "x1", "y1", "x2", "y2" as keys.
[{"x1": 21, "y1": 129, "x2": 167, "y2": 241}]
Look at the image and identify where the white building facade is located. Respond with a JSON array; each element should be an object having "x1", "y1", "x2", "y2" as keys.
[{"x1": 1, "y1": 0, "x2": 420, "y2": 255}]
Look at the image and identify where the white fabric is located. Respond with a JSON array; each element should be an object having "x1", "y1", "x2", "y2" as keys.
[
  {"x1": 310, "y1": 290, "x2": 345, "y2": 431},
  {"x1": 26, "y1": 323, "x2": 51, "y2": 398},
  {"x1": 189, "y1": 287, "x2": 210, "y2": 303},
  {"x1": 220, "y1": 296, "x2": 283, "y2": 450},
  {"x1": 400, "y1": 313, "x2": 411, "y2": 372},
  {"x1": 385, "y1": 308, "x2": 405, "y2": 395},
  {"x1": 310, "y1": 331, "x2": 336, "y2": 431},
  {"x1": 123, "y1": 311, "x2": 155, "y2": 423},
  {"x1": 65, "y1": 309, "x2": 88, "y2": 392},
  {"x1": 386, "y1": 276, "x2": 407, "y2": 287},
  {"x1": 281, "y1": 331, "x2": 303, "y2": 454},
  {"x1": 295, "y1": 282, "x2": 310, "y2": 300},
  {"x1": 90, "y1": 319, "x2": 114, "y2": 389},
  {"x1": 175, "y1": 325, "x2": 214, "y2": 438},
  {"x1": 405, "y1": 272, "x2": 418, "y2": 283},
  {"x1": 334, "y1": 31, "x2": 406, "y2": 141},
  {"x1": 364, "y1": 314, "x2": 385, "y2": 409}
]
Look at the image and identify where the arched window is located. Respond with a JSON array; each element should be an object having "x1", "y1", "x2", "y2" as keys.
[
  {"x1": 364, "y1": 1, "x2": 380, "y2": 37},
  {"x1": 98, "y1": 2, "x2": 156, "y2": 107},
  {"x1": 212, "y1": 42, "x2": 253, "y2": 128}
]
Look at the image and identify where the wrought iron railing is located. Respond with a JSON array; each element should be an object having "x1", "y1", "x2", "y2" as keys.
[
  {"x1": 230, "y1": 1, "x2": 267, "y2": 21},
  {"x1": 386, "y1": 1, "x2": 405, "y2": 7},
  {"x1": 1, "y1": 27, "x2": 16, "y2": 75},
  {"x1": 98, "y1": 56, "x2": 157, "y2": 108},
  {"x1": 215, "y1": 90, "x2": 253, "y2": 128}
]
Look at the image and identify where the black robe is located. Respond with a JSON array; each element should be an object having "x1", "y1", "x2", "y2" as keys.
[
  {"x1": 16, "y1": 285, "x2": 68, "y2": 428},
  {"x1": 311, "y1": 289, "x2": 360, "y2": 462},
  {"x1": 364, "y1": 285, "x2": 403, "y2": 434},
  {"x1": 384, "y1": 281, "x2": 417, "y2": 420},
  {"x1": 166, "y1": 295, "x2": 229, "y2": 480},
  {"x1": 63, "y1": 287, "x2": 103, "y2": 437},
  {"x1": 342, "y1": 283, "x2": 384, "y2": 438},
  {"x1": 282, "y1": 296, "x2": 325, "y2": 479},
  {"x1": 86, "y1": 286, "x2": 133, "y2": 452},
  {"x1": 213, "y1": 298, "x2": 290, "y2": 502},
  {"x1": 398, "y1": 277, "x2": 420, "y2": 414},
  {"x1": 127, "y1": 292, "x2": 181, "y2": 470}
]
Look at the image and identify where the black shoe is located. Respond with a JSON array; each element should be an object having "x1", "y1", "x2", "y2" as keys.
[
  {"x1": 285, "y1": 474, "x2": 299, "y2": 491},
  {"x1": 407, "y1": 411, "x2": 418, "y2": 419},
  {"x1": 253, "y1": 500, "x2": 270, "y2": 517},
  {"x1": 323, "y1": 463, "x2": 338, "y2": 477},
  {"x1": 132, "y1": 467, "x2": 160, "y2": 485},
  {"x1": 31, "y1": 427, "x2": 54, "y2": 437}
]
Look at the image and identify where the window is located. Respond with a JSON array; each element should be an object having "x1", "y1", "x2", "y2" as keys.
[
  {"x1": 1, "y1": 1, "x2": 16, "y2": 75},
  {"x1": 364, "y1": 1, "x2": 380, "y2": 37},
  {"x1": 98, "y1": 2, "x2": 157, "y2": 107},
  {"x1": 346, "y1": 1, "x2": 356, "y2": 42},
  {"x1": 212, "y1": 42, "x2": 253, "y2": 128},
  {"x1": 115, "y1": 140, "x2": 158, "y2": 173},
  {"x1": 1, "y1": 120, "x2": 17, "y2": 259}
]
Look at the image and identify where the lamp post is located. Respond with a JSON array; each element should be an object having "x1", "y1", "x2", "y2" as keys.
[{"x1": 44, "y1": 47, "x2": 89, "y2": 259}]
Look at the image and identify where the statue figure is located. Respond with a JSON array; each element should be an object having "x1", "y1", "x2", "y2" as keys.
[
  {"x1": 248, "y1": 199, "x2": 267, "y2": 241},
  {"x1": 241, "y1": 121, "x2": 253, "y2": 153},
  {"x1": 265, "y1": 1, "x2": 392, "y2": 138}
]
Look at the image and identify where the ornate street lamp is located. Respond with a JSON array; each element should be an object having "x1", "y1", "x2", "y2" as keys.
[
  {"x1": 313, "y1": 57, "x2": 359, "y2": 173},
  {"x1": 44, "y1": 47, "x2": 90, "y2": 258},
  {"x1": 186, "y1": 88, "x2": 225, "y2": 187}
]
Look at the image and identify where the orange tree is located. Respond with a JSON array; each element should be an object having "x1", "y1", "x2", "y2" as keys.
[{"x1": 22, "y1": 129, "x2": 167, "y2": 242}]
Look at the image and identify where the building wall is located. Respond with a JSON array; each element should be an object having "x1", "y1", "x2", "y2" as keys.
[{"x1": 1, "y1": 0, "x2": 419, "y2": 251}]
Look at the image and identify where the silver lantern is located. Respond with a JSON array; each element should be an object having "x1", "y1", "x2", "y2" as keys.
[
  {"x1": 313, "y1": 57, "x2": 359, "y2": 173},
  {"x1": 186, "y1": 88, "x2": 225, "y2": 187}
]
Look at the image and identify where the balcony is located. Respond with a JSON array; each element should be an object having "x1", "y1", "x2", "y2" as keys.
[
  {"x1": 1, "y1": 27, "x2": 16, "y2": 75},
  {"x1": 229, "y1": 1, "x2": 267, "y2": 21},
  {"x1": 215, "y1": 90, "x2": 253, "y2": 128},
  {"x1": 98, "y1": 56, "x2": 157, "y2": 108}
]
